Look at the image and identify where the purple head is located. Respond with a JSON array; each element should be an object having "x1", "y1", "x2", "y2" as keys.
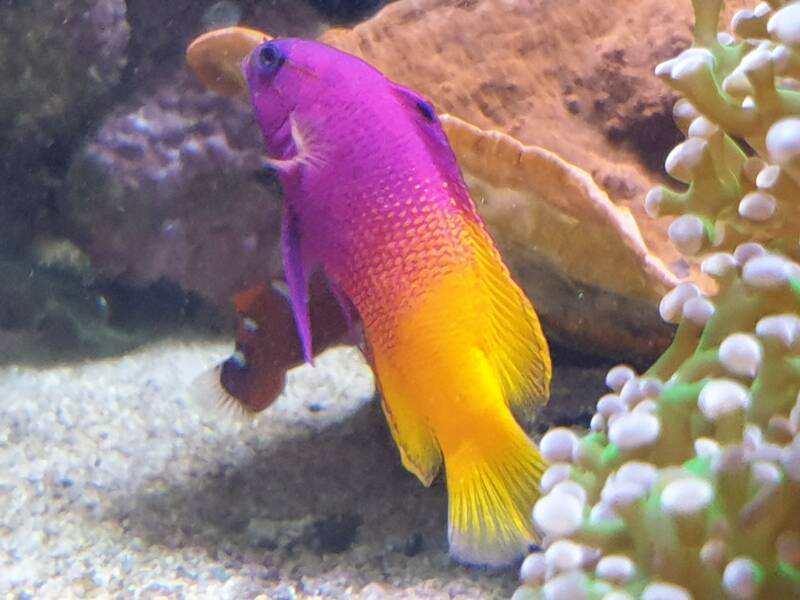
[{"x1": 242, "y1": 39, "x2": 388, "y2": 157}]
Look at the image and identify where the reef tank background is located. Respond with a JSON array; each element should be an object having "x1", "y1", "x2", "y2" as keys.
[{"x1": 2, "y1": 0, "x2": 798, "y2": 598}]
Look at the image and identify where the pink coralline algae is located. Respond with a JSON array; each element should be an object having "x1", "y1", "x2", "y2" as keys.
[
  {"x1": 65, "y1": 72, "x2": 283, "y2": 303},
  {"x1": 59, "y1": 0, "x2": 342, "y2": 304}
]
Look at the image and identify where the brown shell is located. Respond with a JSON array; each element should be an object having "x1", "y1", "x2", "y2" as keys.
[{"x1": 186, "y1": 26, "x2": 271, "y2": 100}]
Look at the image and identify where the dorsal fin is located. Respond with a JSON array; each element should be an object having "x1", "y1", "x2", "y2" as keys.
[{"x1": 391, "y1": 85, "x2": 472, "y2": 187}]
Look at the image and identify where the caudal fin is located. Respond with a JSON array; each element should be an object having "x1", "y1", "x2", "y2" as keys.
[{"x1": 446, "y1": 421, "x2": 546, "y2": 567}]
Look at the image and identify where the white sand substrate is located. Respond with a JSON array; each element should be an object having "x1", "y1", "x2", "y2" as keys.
[{"x1": 0, "y1": 340, "x2": 513, "y2": 598}]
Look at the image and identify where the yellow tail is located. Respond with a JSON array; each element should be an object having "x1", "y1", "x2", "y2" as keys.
[
  {"x1": 445, "y1": 411, "x2": 546, "y2": 565},
  {"x1": 375, "y1": 338, "x2": 548, "y2": 566},
  {"x1": 368, "y1": 220, "x2": 551, "y2": 566}
]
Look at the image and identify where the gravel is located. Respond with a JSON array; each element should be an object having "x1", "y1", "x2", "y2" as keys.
[{"x1": 0, "y1": 340, "x2": 515, "y2": 598}]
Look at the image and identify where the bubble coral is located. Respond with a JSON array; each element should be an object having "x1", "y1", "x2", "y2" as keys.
[{"x1": 515, "y1": 1, "x2": 800, "y2": 598}]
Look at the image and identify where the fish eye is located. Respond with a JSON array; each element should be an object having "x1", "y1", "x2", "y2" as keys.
[{"x1": 258, "y1": 43, "x2": 285, "y2": 72}]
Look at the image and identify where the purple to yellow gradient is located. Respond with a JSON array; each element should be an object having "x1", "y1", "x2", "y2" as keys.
[{"x1": 244, "y1": 38, "x2": 551, "y2": 566}]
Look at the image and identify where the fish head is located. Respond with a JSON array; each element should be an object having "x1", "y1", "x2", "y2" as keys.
[
  {"x1": 243, "y1": 39, "x2": 325, "y2": 139},
  {"x1": 243, "y1": 38, "x2": 386, "y2": 142}
]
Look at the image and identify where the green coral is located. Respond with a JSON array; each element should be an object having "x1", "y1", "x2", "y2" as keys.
[{"x1": 515, "y1": 1, "x2": 800, "y2": 598}]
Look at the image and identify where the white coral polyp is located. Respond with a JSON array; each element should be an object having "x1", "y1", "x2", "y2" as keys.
[
  {"x1": 698, "y1": 379, "x2": 750, "y2": 420},
  {"x1": 666, "y1": 138, "x2": 707, "y2": 181},
  {"x1": 734, "y1": 242, "x2": 766, "y2": 266},
  {"x1": 619, "y1": 376, "x2": 644, "y2": 407},
  {"x1": 542, "y1": 571, "x2": 588, "y2": 600},
  {"x1": 687, "y1": 116, "x2": 719, "y2": 138},
  {"x1": 541, "y1": 463, "x2": 572, "y2": 492},
  {"x1": 590, "y1": 413, "x2": 605, "y2": 432},
  {"x1": 740, "y1": 46, "x2": 773, "y2": 76},
  {"x1": 695, "y1": 437, "x2": 722, "y2": 459},
  {"x1": 742, "y1": 254, "x2": 800, "y2": 288},
  {"x1": 597, "y1": 394, "x2": 626, "y2": 418},
  {"x1": 550, "y1": 480, "x2": 588, "y2": 507},
  {"x1": 641, "y1": 582, "x2": 693, "y2": 600},
  {"x1": 755, "y1": 164, "x2": 781, "y2": 190},
  {"x1": 608, "y1": 413, "x2": 660, "y2": 449},
  {"x1": 639, "y1": 378, "x2": 664, "y2": 400},
  {"x1": 660, "y1": 476, "x2": 714, "y2": 515},
  {"x1": 596, "y1": 554, "x2": 636, "y2": 583},
  {"x1": 644, "y1": 187, "x2": 665, "y2": 218},
  {"x1": 615, "y1": 461, "x2": 658, "y2": 493},
  {"x1": 545, "y1": 539, "x2": 584, "y2": 574},
  {"x1": 683, "y1": 297, "x2": 715, "y2": 326},
  {"x1": 738, "y1": 191, "x2": 776, "y2": 221},
  {"x1": 751, "y1": 460, "x2": 781, "y2": 487},
  {"x1": 719, "y1": 333, "x2": 763, "y2": 378},
  {"x1": 669, "y1": 48, "x2": 717, "y2": 81},
  {"x1": 768, "y1": 3, "x2": 800, "y2": 48},
  {"x1": 722, "y1": 557, "x2": 761, "y2": 599},
  {"x1": 701, "y1": 252, "x2": 738, "y2": 277},
  {"x1": 668, "y1": 215, "x2": 706, "y2": 256},
  {"x1": 766, "y1": 117, "x2": 800, "y2": 164},
  {"x1": 540, "y1": 428, "x2": 578, "y2": 463},
  {"x1": 605, "y1": 365, "x2": 636, "y2": 392},
  {"x1": 672, "y1": 98, "x2": 700, "y2": 124},
  {"x1": 532, "y1": 491, "x2": 583, "y2": 537},
  {"x1": 659, "y1": 282, "x2": 701, "y2": 323},
  {"x1": 756, "y1": 313, "x2": 800, "y2": 347},
  {"x1": 519, "y1": 552, "x2": 546, "y2": 585},
  {"x1": 601, "y1": 478, "x2": 647, "y2": 508}
]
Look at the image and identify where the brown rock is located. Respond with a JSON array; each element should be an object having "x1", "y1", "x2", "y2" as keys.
[
  {"x1": 441, "y1": 115, "x2": 678, "y2": 358},
  {"x1": 184, "y1": 0, "x2": 756, "y2": 358},
  {"x1": 320, "y1": 0, "x2": 747, "y2": 285}
]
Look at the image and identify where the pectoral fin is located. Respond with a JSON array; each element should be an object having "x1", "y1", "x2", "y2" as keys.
[
  {"x1": 282, "y1": 205, "x2": 315, "y2": 365},
  {"x1": 265, "y1": 114, "x2": 329, "y2": 175}
]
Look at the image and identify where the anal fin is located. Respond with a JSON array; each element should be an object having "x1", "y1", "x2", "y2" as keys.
[{"x1": 372, "y1": 353, "x2": 443, "y2": 487}]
